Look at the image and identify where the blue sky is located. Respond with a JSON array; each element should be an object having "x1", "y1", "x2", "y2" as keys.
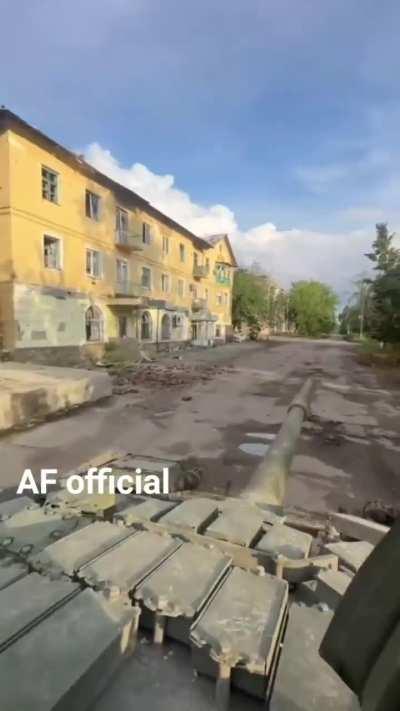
[{"x1": 2, "y1": 0, "x2": 400, "y2": 299}]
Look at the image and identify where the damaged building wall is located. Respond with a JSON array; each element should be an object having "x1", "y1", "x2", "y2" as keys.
[
  {"x1": 135, "y1": 307, "x2": 191, "y2": 349},
  {"x1": 13, "y1": 283, "x2": 90, "y2": 348},
  {"x1": 11, "y1": 284, "x2": 123, "y2": 364},
  {"x1": 0, "y1": 132, "x2": 14, "y2": 351},
  {"x1": 1, "y1": 111, "x2": 237, "y2": 362}
]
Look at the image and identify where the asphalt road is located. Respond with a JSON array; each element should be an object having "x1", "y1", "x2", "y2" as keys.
[{"x1": 2, "y1": 338, "x2": 400, "y2": 515}]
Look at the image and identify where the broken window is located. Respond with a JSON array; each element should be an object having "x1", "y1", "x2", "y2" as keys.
[
  {"x1": 116, "y1": 258, "x2": 129, "y2": 286},
  {"x1": 42, "y1": 167, "x2": 59, "y2": 203},
  {"x1": 161, "y1": 273, "x2": 170, "y2": 293},
  {"x1": 118, "y1": 315, "x2": 128, "y2": 338},
  {"x1": 177, "y1": 279, "x2": 184, "y2": 297},
  {"x1": 85, "y1": 305, "x2": 104, "y2": 342},
  {"x1": 43, "y1": 235, "x2": 62, "y2": 269},
  {"x1": 172, "y1": 314, "x2": 182, "y2": 329},
  {"x1": 86, "y1": 190, "x2": 101, "y2": 220},
  {"x1": 141, "y1": 311, "x2": 152, "y2": 340},
  {"x1": 86, "y1": 249, "x2": 103, "y2": 278},
  {"x1": 142, "y1": 222, "x2": 152, "y2": 245},
  {"x1": 116, "y1": 208, "x2": 129, "y2": 242},
  {"x1": 141, "y1": 267, "x2": 152, "y2": 290},
  {"x1": 162, "y1": 236, "x2": 169, "y2": 255}
]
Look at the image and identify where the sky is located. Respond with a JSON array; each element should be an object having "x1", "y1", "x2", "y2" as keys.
[{"x1": 2, "y1": 0, "x2": 400, "y2": 302}]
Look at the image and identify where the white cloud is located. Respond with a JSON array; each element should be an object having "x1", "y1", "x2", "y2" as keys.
[
  {"x1": 84, "y1": 143, "x2": 374, "y2": 299},
  {"x1": 84, "y1": 143, "x2": 236, "y2": 236},
  {"x1": 296, "y1": 149, "x2": 390, "y2": 194},
  {"x1": 230, "y1": 224, "x2": 373, "y2": 300}
]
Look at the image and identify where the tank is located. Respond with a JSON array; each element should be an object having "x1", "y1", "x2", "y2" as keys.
[{"x1": 0, "y1": 379, "x2": 371, "y2": 710}]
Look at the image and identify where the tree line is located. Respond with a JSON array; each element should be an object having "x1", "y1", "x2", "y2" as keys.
[
  {"x1": 340, "y1": 223, "x2": 400, "y2": 345},
  {"x1": 232, "y1": 265, "x2": 338, "y2": 338},
  {"x1": 233, "y1": 224, "x2": 400, "y2": 345}
]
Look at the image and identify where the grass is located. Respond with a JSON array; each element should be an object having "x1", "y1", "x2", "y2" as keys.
[{"x1": 357, "y1": 338, "x2": 400, "y2": 367}]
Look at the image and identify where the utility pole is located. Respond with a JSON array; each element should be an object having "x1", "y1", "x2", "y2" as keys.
[{"x1": 359, "y1": 281, "x2": 369, "y2": 340}]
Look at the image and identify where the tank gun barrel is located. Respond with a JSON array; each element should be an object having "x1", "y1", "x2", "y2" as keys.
[{"x1": 240, "y1": 377, "x2": 315, "y2": 507}]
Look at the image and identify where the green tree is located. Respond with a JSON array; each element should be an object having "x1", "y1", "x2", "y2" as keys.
[
  {"x1": 366, "y1": 223, "x2": 400, "y2": 343},
  {"x1": 232, "y1": 269, "x2": 269, "y2": 333},
  {"x1": 289, "y1": 280, "x2": 338, "y2": 337}
]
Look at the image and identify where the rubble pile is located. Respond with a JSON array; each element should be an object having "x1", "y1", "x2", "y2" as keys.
[{"x1": 113, "y1": 362, "x2": 235, "y2": 392}]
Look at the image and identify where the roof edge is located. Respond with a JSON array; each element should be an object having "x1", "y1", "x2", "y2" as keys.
[{"x1": 0, "y1": 108, "x2": 218, "y2": 252}]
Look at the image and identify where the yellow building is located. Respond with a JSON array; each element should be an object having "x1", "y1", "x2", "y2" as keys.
[{"x1": 0, "y1": 110, "x2": 237, "y2": 363}]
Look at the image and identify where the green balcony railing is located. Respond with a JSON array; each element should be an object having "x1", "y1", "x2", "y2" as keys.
[{"x1": 215, "y1": 274, "x2": 231, "y2": 286}]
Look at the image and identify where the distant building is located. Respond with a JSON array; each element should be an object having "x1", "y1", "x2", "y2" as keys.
[{"x1": 0, "y1": 110, "x2": 237, "y2": 362}]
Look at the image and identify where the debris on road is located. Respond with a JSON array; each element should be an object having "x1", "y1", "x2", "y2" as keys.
[{"x1": 111, "y1": 361, "x2": 236, "y2": 392}]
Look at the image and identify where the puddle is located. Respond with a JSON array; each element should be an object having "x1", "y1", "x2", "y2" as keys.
[
  {"x1": 246, "y1": 432, "x2": 276, "y2": 441},
  {"x1": 239, "y1": 442, "x2": 270, "y2": 456}
]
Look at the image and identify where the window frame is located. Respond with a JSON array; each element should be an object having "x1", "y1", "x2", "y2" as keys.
[
  {"x1": 179, "y1": 243, "x2": 185, "y2": 262},
  {"x1": 116, "y1": 207, "x2": 129, "y2": 237},
  {"x1": 116, "y1": 257, "x2": 129, "y2": 285},
  {"x1": 43, "y1": 234, "x2": 63, "y2": 271},
  {"x1": 162, "y1": 235, "x2": 169, "y2": 255},
  {"x1": 141, "y1": 311, "x2": 152, "y2": 340},
  {"x1": 141, "y1": 266, "x2": 152, "y2": 290},
  {"x1": 142, "y1": 222, "x2": 152, "y2": 245},
  {"x1": 86, "y1": 248, "x2": 103, "y2": 279},
  {"x1": 85, "y1": 305, "x2": 104, "y2": 342},
  {"x1": 41, "y1": 166, "x2": 59, "y2": 204},
  {"x1": 161, "y1": 273, "x2": 170, "y2": 293},
  {"x1": 85, "y1": 190, "x2": 102, "y2": 221},
  {"x1": 177, "y1": 279, "x2": 185, "y2": 298}
]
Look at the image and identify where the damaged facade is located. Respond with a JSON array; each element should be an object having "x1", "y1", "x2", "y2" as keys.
[{"x1": 0, "y1": 110, "x2": 237, "y2": 363}]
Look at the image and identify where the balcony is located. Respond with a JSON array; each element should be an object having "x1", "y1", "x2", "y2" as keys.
[
  {"x1": 193, "y1": 264, "x2": 209, "y2": 279},
  {"x1": 116, "y1": 281, "x2": 144, "y2": 297},
  {"x1": 215, "y1": 274, "x2": 231, "y2": 286},
  {"x1": 192, "y1": 297, "x2": 207, "y2": 312},
  {"x1": 115, "y1": 229, "x2": 143, "y2": 251},
  {"x1": 108, "y1": 281, "x2": 144, "y2": 306}
]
